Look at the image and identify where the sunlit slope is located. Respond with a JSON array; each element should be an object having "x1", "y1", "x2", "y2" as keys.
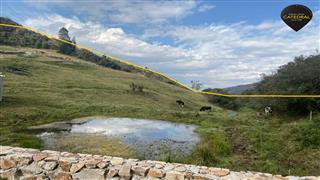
[{"x1": 0, "y1": 46, "x2": 211, "y2": 123}]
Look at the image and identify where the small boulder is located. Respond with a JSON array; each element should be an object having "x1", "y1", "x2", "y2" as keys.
[
  {"x1": 33, "y1": 152, "x2": 48, "y2": 162},
  {"x1": 111, "y1": 157, "x2": 123, "y2": 165},
  {"x1": 51, "y1": 172, "x2": 72, "y2": 180},
  {"x1": 107, "y1": 166, "x2": 120, "y2": 178},
  {"x1": 0, "y1": 159, "x2": 16, "y2": 170},
  {"x1": 20, "y1": 162, "x2": 43, "y2": 175},
  {"x1": 147, "y1": 168, "x2": 165, "y2": 178},
  {"x1": 69, "y1": 162, "x2": 85, "y2": 174},
  {"x1": 58, "y1": 160, "x2": 72, "y2": 172},
  {"x1": 165, "y1": 171, "x2": 185, "y2": 180},
  {"x1": 97, "y1": 160, "x2": 108, "y2": 169},
  {"x1": 119, "y1": 164, "x2": 131, "y2": 177},
  {"x1": 0, "y1": 146, "x2": 13, "y2": 155},
  {"x1": 73, "y1": 168, "x2": 106, "y2": 180},
  {"x1": 0, "y1": 167, "x2": 19, "y2": 179},
  {"x1": 209, "y1": 168, "x2": 230, "y2": 177},
  {"x1": 42, "y1": 161, "x2": 58, "y2": 171},
  {"x1": 85, "y1": 159, "x2": 101, "y2": 169},
  {"x1": 194, "y1": 173, "x2": 219, "y2": 180},
  {"x1": 132, "y1": 165, "x2": 150, "y2": 176},
  {"x1": 174, "y1": 165, "x2": 187, "y2": 172},
  {"x1": 189, "y1": 165, "x2": 200, "y2": 174},
  {"x1": 10, "y1": 153, "x2": 33, "y2": 165}
]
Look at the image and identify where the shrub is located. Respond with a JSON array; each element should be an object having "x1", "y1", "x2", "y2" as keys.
[
  {"x1": 76, "y1": 49, "x2": 121, "y2": 70},
  {"x1": 203, "y1": 88, "x2": 239, "y2": 110},
  {"x1": 58, "y1": 41, "x2": 76, "y2": 55},
  {"x1": 297, "y1": 116, "x2": 320, "y2": 148},
  {"x1": 129, "y1": 82, "x2": 144, "y2": 93}
]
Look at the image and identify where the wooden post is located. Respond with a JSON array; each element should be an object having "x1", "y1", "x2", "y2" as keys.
[
  {"x1": 310, "y1": 111, "x2": 313, "y2": 121},
  {"x1": 0, "y1": 74, "x2": 4, "y2": 101}
]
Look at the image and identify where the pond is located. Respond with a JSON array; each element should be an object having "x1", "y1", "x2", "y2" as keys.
[{"x1": 36, "y1": 117, "x2": 200, "y2": 160}]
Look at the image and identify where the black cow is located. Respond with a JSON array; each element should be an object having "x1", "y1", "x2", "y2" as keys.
[
  {"x1": 176, "y1": 100, "x2": 185, "y2": 108},
  {"x1": 200, "y1": 106, "x2": 212, "y2": 112}
]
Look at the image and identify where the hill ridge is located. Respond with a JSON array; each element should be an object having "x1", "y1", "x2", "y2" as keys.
[{"x1": 0, "y1": 18, "x2": 320, "y2": 98}]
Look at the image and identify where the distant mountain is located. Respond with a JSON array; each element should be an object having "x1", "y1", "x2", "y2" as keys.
[{"x1": 223, "y1": 83, "x2": 256, "y2": 94}]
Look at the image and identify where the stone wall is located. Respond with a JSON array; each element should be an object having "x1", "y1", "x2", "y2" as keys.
[{"x1": 0, "y1": 146, "x2": 319, "y2": 180}]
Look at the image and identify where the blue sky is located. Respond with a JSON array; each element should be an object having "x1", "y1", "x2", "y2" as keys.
[{"x1": 2, "y1": 0, "x2": 320, "y2": 88}]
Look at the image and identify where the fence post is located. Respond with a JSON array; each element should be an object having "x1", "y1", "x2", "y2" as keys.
[{"x1": 0, "y1": 74, "x2": 4, "y2": 101}]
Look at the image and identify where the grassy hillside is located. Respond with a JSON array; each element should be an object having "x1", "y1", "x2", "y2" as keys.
[
  {"x1": 0, "y1": 46, "x2": 210, "y2": 138},
  {"x1": 0, "y1": 17, "x2": 180, "y2": 85},
  {"x1": 1, "y1": 46, "x2": 320, "y2": 176}
]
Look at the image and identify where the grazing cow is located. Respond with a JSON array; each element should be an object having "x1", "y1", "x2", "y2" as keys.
[
  {"x1": 200, "y1": 106, "x2": 212, "y2": 112},
  {"x1": 264, "y1": 106, "x2": 273, "y2": 116},
  {"x1": 176, "y1": 100, "x2": 185, "y2": 108}
]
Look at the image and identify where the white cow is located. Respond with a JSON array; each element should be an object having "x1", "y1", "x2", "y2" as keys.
[{"x1": 264, "y1": 106, "x2": 273, "y2": 116}]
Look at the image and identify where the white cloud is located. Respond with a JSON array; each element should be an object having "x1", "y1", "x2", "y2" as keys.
[
  {"x1": 198, "y1": 4, "x2": 216, "y2": 12},
  {"x1": 23, "y1": 11, "x2": 319, "y2": 88},
  {"x1": 24, "y1": 0, "x2": 198, "y2": 24}
]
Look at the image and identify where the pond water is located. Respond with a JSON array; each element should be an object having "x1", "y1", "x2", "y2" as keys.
[{"x1": 37, "y1": 117, "x2": 199, "y2": 159}]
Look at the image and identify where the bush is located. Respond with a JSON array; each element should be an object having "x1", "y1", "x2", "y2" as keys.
[
  {"x1": 297, "y1": 116, "x2": 320, "y2": 148},
  {"x1": 203, "y1": 88, "x2": 239, "y2": 110},
  {"x1": 58, "y1": 41, "x2": 76, "y2": 55},
  {"x1": 76, "y1": 49, "x2": 121, "y2": 70}
]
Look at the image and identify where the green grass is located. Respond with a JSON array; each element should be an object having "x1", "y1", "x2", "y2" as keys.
[{"x1": 0, "y1": 46, "x2": 319, "y2": 176}]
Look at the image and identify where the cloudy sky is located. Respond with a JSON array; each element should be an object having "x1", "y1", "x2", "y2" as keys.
[{"x1": 2, "y1": 0, "x2": 320, "y2": 88}]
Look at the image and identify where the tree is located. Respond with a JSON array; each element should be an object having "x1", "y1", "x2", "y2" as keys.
[
  {"x1": 58, "y1": 27, "x2": 76, "y2": 55},
  {"x1": 191, "y1": 80, "x2": 203, "y2": 90},
  {"x1": 58, "y1": 27, "x2": 70, "y2": 41},
  {"x1": 247, "y1": 53, "x2": 320, "y2": 115}
]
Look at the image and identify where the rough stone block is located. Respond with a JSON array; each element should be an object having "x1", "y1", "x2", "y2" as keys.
[
  {"x1": 165, "y1": 171, "x2": 185, "y2": 180},
  {"x1": 73, "y1": 168, "x2": 106, "y2": 180},
  {"x1": 69, "y1": 162, "x2": 85, "y2": 174},
  {"x1": 111, "y1": 157, "x2": 124, "y2": 165},
  {"x1": 209, "y1": 168, "x2": 230, "y2": 177},
  {"x1": 9, "y1": 153, "x2": 33, "y2": 165},
  {"x1": 132, "y1": 165, "x2": 150, "y2": 177},
  {"x1": 97, "y1": 160, "x2": 108, "y2": 169},
  {"x1": 19, "y1": 162, "x2": 43, "y2": 175},
  {"x1": 147, "y1": 168, "x2": 164, "y2": 178},
  {"x1": 42, "y1": 161, "x2": 58, "y2": 171},
  {"x1": 0, "y1": 159, "x2": 16, "y2": 170},
  {"x1": 32, "y1": 152, "x2": 48, "y2": 162},
  {"x1": 85, "y1": 159, "x2": 101, "y2": 169},
  {"x1": 107, "y1": 166, "x2": 120, "y2": 178},
  {"x1": 119, "y1": 164, "x2": 131, "y2": 177}
]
